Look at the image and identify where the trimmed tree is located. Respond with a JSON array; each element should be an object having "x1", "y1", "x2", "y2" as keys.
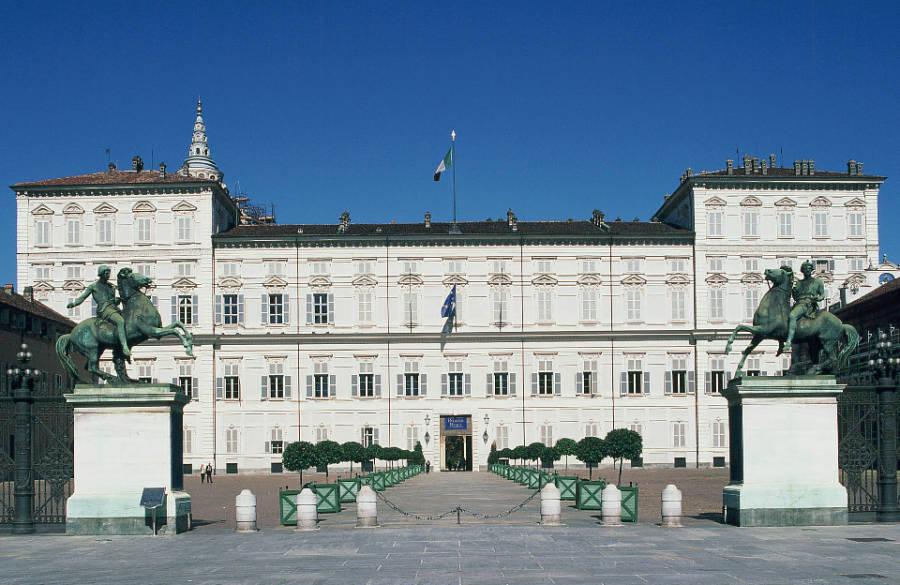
[
  {"x1": 511, "y1": 445, "x2": 527, "y2": 466},
  {"x1": 498, "y1": 448, "x2": 513, "y2": 462},
  {"x1": 526, "y1": 442, "x2": 546, "y2": 468},
  {"x1": 315, "y1": 440, "x2": 344, "y2": 480},
  {"x1": 555, "y1": 438, "x2": 577, "y2": 471},
  {"x1": 341, "y1": 441, "x2": 367, "y2": 476},
  {"x1": 604, "y1": 428, "x2": 643, "y2": 486},
  {"x1": 574, "y1": 437, "x2": 606, "y2": 480},
  {"x1": 366, "y1": 444, "x2": 384, "y2": 472},
  {"x1": 487, "y1": 443, "x2": 499, "y2": 465},
  {"x1": 539, "y1": 445, "x2": 561, "y2": 469},
  {"x1": 282, "y1": 441, "x2": 317, "y2": 487},
  {"x1": 409, "y1": 441, "x2": 425, "y2": 466}
]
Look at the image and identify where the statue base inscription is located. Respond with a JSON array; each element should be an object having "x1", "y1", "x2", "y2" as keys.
[
  {"x1": 64, "y1": 384, "x2": 192, "y2": 535},
  {"x1": 722, "y1": 376, "x2": 848, "y2": 527}
]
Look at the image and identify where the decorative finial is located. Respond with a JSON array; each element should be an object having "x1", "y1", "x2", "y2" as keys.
[
  {"x1": 451, "y1": 129, "x2": 456, "y2": 141},
  {"x1": 197, "y1": 98, "x2": 202, "y2": 114}
]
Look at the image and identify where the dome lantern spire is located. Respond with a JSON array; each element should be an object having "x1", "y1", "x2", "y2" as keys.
[{"x1": 181, "y1": 99, "x2": 223, "y2": 182}]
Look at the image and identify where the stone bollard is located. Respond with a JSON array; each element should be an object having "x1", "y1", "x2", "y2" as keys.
[
  {"x1": 601, "y1": 484, "x2": 622, "y2": 526},
  {"x1": 540, "y1": 482, "x2": 561, "y2": 525},
  {"x1": 296, "y1": 488, "x2": 318, "y2": 531},
  {"x1": 234, "y1": 489, "x2": 258, "y2": 533},
  {"x1": 356, "y1": 486, "x2": 377, "y2": 528},
  {"x1": 661, "y1": 484, "x2": 683, "y2": 527}
]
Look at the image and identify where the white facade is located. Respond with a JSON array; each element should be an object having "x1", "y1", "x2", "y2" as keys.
[{"x1": 13, "y1": 117, "x2": 889, "y2": 473}]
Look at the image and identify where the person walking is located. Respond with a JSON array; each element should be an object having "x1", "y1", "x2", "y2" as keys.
[
  {"x1": 205, "y1": 462, "x2": 213, "y2": 484},
  {"x1": 200, "y1": 464, "x2": 206, "y2": 483}
]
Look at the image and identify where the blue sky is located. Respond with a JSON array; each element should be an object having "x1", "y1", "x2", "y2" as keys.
[{"x1": 3, "y1": 2, "x2": 899, "y2": 285}]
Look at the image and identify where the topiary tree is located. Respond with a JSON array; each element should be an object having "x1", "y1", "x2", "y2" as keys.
[
  {"x1": 409, "y1": 441, "x2": 425, "y2": 466},
  {"x1": 526, "y1": 442, "x2": 546, "y2": 468},
  {"x1": 574, "y1": 437, "x2": 606, "y2": 480},
  {"x1": 539, "y1": 445, "x2": 561, "y2": 469},
  {"x1": 282, "y1": 441, "x2": 317, "y2": 487},
  {"x1": 604, "y1": 428, "x2": 643, "y2": 486},
  {"x1": 555, "y1": 438, "x2": 577, "y2": 471},
  {"x1": 341, "y1": 441, "x2": 367, "y2": 475},
  {"x1": 487, "y1": 442, "x2": 499, "y2": 465},
  {"x1": 498, "y1": 448, "x2": 513, "y2": 462},
  {"x1": 511, "y1": 445, "x2": 527, "y2": 466},
  {"x1": 366, "y1": 444, "x2": 384, "y2": 471},
  {"x1": 315, "y1": 440, "x2": 343, "y2": 480},
  {"x1": 383, "y1": 446, "x2": 403, "y2": 469}
]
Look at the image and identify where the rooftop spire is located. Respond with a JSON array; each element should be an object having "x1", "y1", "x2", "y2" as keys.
[{"x1": 181, "y1": 99, "x2": 223, "y2": 182}]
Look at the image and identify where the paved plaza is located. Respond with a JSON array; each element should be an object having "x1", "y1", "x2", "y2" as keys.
[{"x1": 3, "y1": 472, "x2": 900, "y2": 584}]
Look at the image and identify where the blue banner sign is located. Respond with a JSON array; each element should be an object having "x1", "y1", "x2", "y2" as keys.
[{"x1": 444, "y1": 416, "x2": 468, "y2": 431}]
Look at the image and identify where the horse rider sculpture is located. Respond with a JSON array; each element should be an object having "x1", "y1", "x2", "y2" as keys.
[
  {"x1": 66, "y1": 265, "x2": 131, "y2": 358},
  {"x1": 785, "y1": 260, "x2": 825, "y2": 353}
]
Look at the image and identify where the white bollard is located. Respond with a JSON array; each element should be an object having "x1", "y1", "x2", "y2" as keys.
[
  {"x1": 296, "y1": 487, "x2": 318, "y2": 531},
  {"x1": 356, "y1": 486, "x2": 378, "y2": 527},
  {"x1": 234, "y1": 489, "x2": 258, "y2": 533},
  {"x1": 540, "y1": 482, "x2": 561, "y2": 525},
  {"x1": 601, "y1": 484, "x2": 622, "y2": 526},
  {"x1": 661, "y1": 484, "x2": 683, "y2": 527}
]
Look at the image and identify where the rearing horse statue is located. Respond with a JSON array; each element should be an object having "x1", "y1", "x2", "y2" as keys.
[
  {"x1": 724, "y1": 266, "x2": 858, "y2": 376},
  {"x1": 56, "y1": 267, "x2": 194, "y2": 384}
]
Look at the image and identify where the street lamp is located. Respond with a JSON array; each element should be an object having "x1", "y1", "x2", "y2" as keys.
[
  {"x1": 868, "y1": 329, "x2": 900, "y2": 522},
  {"x1": 424, "y1": 413, "x2": 431, "y2": 445},
  {"x1": 482, "y1": 413, "x2": 490, "y2": 444},
  {"x1": 9, "y1": 343, "x2": 41, "y2": 535}
]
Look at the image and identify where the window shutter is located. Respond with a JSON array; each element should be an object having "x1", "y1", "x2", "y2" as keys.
[
  {"x1": 705, "y1": 372, "x2": 711, "y2": 394},
  {"x1": 216, "y1": 377, "x2": 223, "y2": 399},
  {"x1": 510, "y1": 373, "x2": 517, "y2": 395},
  {"x1": 464, "y1": 373, "x2": 471, "y2": 395},
  {"x1": 284, "y1": 293, "x2": 290, "y2": 324},
  {"x1": 329, "y1": 375, "x2": 336, "y2": 397},
  {"x1": 531, "y1": 373, "x2": 538, "y2": 395},
  {"x1": 261, "y1": 294, "x2": 268, "y2": 324},
  {"x1": 327, "y1": 293, "x2": 335, "y2": 324},
  {"x1": 374, "y1": 375, "x2": 381, "y2": 396},
  {"x1": 373, "y1": 428, "x2": 380, "y2": 445},
  {"x1": 215, "y1": 295, "x2": 222, "y2": 324},
  {"x1": 421, "y1": 374, "x2": 427, "y2": 396},
  {"x1": 171, "y1": 296, "x2": 178, "y2": 324},
  {"x1": 265, "y1": 441, "x2": 270, "y2": 453},
  {"x1": 761, "y1": 370, "x2": 768, "y2": 376},
  {"x1": 643, "y1": 372, "x2": 651, "y2": 394},
  {"x1": 397, "y1": 374, "x2": 403, "y2": 397},
  {"x1": 553, "y1": 372, "x2": 561, "y2": 395},
  {"x1": 687, "y1": 371, "x2": 695, "y2": 394},
  {"x1": 351, "y1": 374, "x2": 358, "y2": 397},
  {"x1": 591, "y1": 371, "x2": 598, "y2": 395},
  {"x1": 665, "y1": 371, "x2": 672, "y2": 394},
  {"x1": 306, "y1": 375, "x2": 313, "y2": 398},
  {"x1": 441, "y1": 374, "x2": 448, "y2": 396},
  {"x1": 620, "y1": 371, "x2": 627, "y2": 396},
  {"x1": 306, "y1": 294, "x2": 313, "y2": 324},
  {"x1": 237, "y1": 295, "x2": 245, "y2": 324},
  {"x1": 172, "y1": 377, "x2": 178, "y2": 387},
  {"x1": 192, "y1": 295, "x2": 198, "y2": 324},
  {"x1": 576, "y1": 372, "x2": 583, "y2": 394},
  {"x1": 261, "y1": 376, "x2": 268, "y2": 400},
  {"x1": 486, "y1": 373, "x2": 493, "y2": 395},
  {"x1": 284, "y1": 376, "x2": 291, "y2": 398}
]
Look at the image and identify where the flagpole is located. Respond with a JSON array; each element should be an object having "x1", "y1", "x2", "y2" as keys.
[{"x1": 450, "y1": 130, "x2": 460, "y2": 234}]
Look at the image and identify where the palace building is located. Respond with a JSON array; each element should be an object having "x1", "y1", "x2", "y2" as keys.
[{"x1": 12, "y1": 102, "x2": 893, "y2": 473}]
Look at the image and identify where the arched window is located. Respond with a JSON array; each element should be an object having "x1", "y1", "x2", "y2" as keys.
[{"x1": 195, "y1": 148, "x2": 200, "y2": 154}]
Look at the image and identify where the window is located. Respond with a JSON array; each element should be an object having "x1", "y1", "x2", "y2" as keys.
[
  {"x1": 34, "y1": 265, "x2": 51, "y2": 280},
  {"x1": 626, "y1": 357, "x2": 643, "y2": 395},
  {"x1": 712, "y1": 420, "x2": 727, "y2": 448},
  {"x1": 673, "y1": 423, "x2": 686, "y2": 448},
  {"x1": 580, "y1": 360, "x2": 598, "y2": 395},
  {"x1": 708, "y1": 358, "x2": 726, "y2": 394},
  {"x1": 744, "y1": 288, "x2": 760, "y2": 320},
  {"x1": 357, "y1": 362, "x2": 375, "y2": 398},
  {"x1": 742, "y1": 210, "x2": 759, "y2": 237},
  {"x1": 175, "y1": 261, "x2": 195, "y2": 278},
  {"x1": 625, "y1": 258, "x2": 642, "y2": 273},
  {"x1": 668, "y1": 357, "x2": 688, "y2": 394},
  {"x1": 671, "y1": 289, "x2": 686, "y2": 321},
  {"x1": 226, "y1": 427, "x2": 239, "y2": 454},
  {"x1": 491, "y1": 288, "x2": 509, "y2": 325},
  {"x1": 224, "y1": 362, "x2": 240, "y2": 399},
  {"x1": 265, "y1": 261, "x2": 285, "y2": 276},
  {"x1": 66, "y1": 218, "x2": 82, "y2": 245},
  {"x1": 67, "y1": 297, "x2": 80, "y2": 319},
  {"x1": 270, "y1": 427, "x2": 284, "y2": 454},
  {"x1": 709, "y1": 289, "x2": 724, "y2": 321},
  {"x1": 492, "y1": 360, "x2": 509, "y2": 396},
  {"x1": 177, "y1": 361, "x2": 197, "y2": 399},
  {"x1": 537, "y1": 359, "x2": 554, "y2": 395},
  {"x1": 582, "y1": 259, "x2": 598, "y2": 274},
  {"x1": 540, "y1": 425, "x2": 553, "y2": 446},
  {"x1": 401, "y1": 261, "x2": 418, "y2": 274},
  {"x1": 625, "y1": 289, "x2": 642, "y2": 321},
  {"x1": 402, "y1": 291, "x2": 418, "y2": 326},
  {"x1": 669, "y1": 258, "x2": 687, "y2": 273},
  {"x1": 536, "y1": 289, "x2": 553, "y2": 322},
  {"x1": 184, "y1": 428, "x2": 193, "y2": 454},
  {"x1": 708, "y1": 257, "x2": 725, "y2": 272},
  {"x1": 406, "y1": 426, "x2": 419, "y2": 451},
  {"x1": 176, "y1": 215, "x2": 193, "y2": 241},
  {"x1": 315, "y1": 427, "x2": 329, "y2": 442},
  {"x1": 777, "y1": 257, "x2": 794, "y2": 271},
  {"x1": 742, "y1": 257, "x2": 760, "y2": 273},
  {"x1": 223, "y1": 294, "x2": 240, "y2": 325},
  {"x1": 219, "y1": 262, "x2": 240, "y2": 277},
  {"x1": 746, "y1": 357, "x2": 761, "y2": 377},
  {"x1": 135, "y1": 216, "x2": 152, "y2": 243},
  {"x1": 65, "y1": 264, "x2": 83, "y2": 280},
  {"x1": 357, "y1": 290, "x2": 373, "y2": 324},
  {"x1": 585, "y1": 423, "x2": 599, "y2": 438},
  {"x1": 355, "y1": 260, "x2": 374, "y2": 275},
  {"x1": 447, "y1": 361, "x2": 463, "y2": 396},
  {"x1": 35, "y1": 220, "x2": 50, "y2": 246},
  {"x1": 781, "y1": 356, "x2": 792, "y2": 376},
  {"x1": 489, "y1": 259, "x2": 509, "y2": 274},
  {"x1": 310, "y1": 260, "x2": 329, "y2": 276},
  {"x1": 266, "y1": 362, "x2": 287, "y2": 399},
  {"x1": 132, "y1": 262, "x2": 154, "y2": 280},
  {"x1": 849, "y1": 257, "x2": 865, "y2": 272},
  {"x1": 581, "y1": 288, "x2": 598, "y2": 322},
  {"x1": 177, "y1": 295, "x2": 194, "y2": 325},
  {"x1": 314, "y1": 362, "x2": 329, "y2": 398},
  {"x1": 446, "y1": 259, "x2": 465, "y2": 274},
  {"x1": 848, "y1": 211, "x2": 864, "y2": 238},
  {"x1": 404, "y1": 361, "x2": 420, "y2": 396},
  {"x1": 815, "y1": 258, "x2": 835, "y2": 273},
  {"x1": 362, "y1": 427, "x2": 376, "y2": 448},
  {"x1": 535, "y1": 259, "x2": 553, "y2": 274},
  {"x1": 311, "y1": 293, "x2": 328, "y2": 324},
  {"x1": 813, "y1": 211, "x2": 829, "y2": 237},
  {"x1": 267, "y1": 293, "x2": 285, "y2": 324},
  {"x1": 137, "y1": 362, "x2": 153, "y2": 384},
  {"x1": 96, "y1": 216, "x2": 113, "y2": 244},
  {"x1": 495, "y1": 425, "x2": 509, "y2": 450},
  {"x1": 707, "y1": 211, "x2": 723, "y2": 236},
  {"x1": 778, "y1": 211, "x2": 793, "y2": 237}
]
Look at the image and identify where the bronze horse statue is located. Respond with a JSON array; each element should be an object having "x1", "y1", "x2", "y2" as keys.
[
  {"x1": 725, "y1": 266, "x2": 858, "y2": 376},
  {"x1": 56, "y1": 267, "x2": 193, "y2": 383}
]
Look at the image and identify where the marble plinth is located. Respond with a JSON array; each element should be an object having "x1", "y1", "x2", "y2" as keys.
[
  {"x1": 65, "y1": 384, "x2": 191, "y2": 535},
  {"x1": 722, "y1": 376, "x2": 847, "y2": 527}
]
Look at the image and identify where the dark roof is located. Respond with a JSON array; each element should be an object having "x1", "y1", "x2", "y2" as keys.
[
  {"x1": 835, "y1": 277, "x2": 900, "y2": 314},
  {"x1": 13, "y1": 169, "x2": 216, "y2": 188},
  {"x1": 0, "y1": 290, "x2": 76, "y2": 328},
  {"x1": 216, "y1": 220, "x2": 692, "y2": 239},
  {"x1": 695, "y1": 167, "x2": 885, "y2": 180}
]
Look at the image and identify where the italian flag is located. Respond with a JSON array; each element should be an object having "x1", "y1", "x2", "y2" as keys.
[{"x1": 434, "y1": 148, "x2": 452, "y2": 181}]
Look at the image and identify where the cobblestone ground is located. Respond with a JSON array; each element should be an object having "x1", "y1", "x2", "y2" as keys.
[{"x1": 185, "y1": 466, "x2": 729, "y2": 531}]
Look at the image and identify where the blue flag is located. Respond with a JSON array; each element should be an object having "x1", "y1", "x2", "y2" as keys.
[{"x1": 441, "y1": 285, "x2": 456, "y2": 319}]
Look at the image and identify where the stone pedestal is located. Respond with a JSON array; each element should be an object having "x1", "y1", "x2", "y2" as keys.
[
  {"x1": 65, "y1": 384, "x2": 192, "y2": 535},
  {"x1": 722, "y1": 376, "x2": 847, "y2": 527}
]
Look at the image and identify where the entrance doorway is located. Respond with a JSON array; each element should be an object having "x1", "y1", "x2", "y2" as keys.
[{"x1": 440, "y1": 415, "x2": 472, "y2": 471}]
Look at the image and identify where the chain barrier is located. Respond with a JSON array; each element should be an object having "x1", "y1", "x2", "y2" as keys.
[{"x1": 373, "y1": 487, "x2": 541, "y2": 523}]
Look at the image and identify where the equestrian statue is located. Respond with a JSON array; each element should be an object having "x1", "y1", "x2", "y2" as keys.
[
  {"x1": 725, "y1": 260, "x2": 858, "y2": 377},
  {"x1": 56, "y1": 266, "x2": 194, "y2": 384}
]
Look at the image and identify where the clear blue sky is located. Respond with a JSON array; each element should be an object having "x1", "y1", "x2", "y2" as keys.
[{"x1": 3, "y1": 2, "x2": 899, "y2": 285}]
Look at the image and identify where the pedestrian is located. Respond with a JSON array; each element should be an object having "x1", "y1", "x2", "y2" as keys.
[
  {"x1": 205, "y1": 462, "x2": 213, "y2": 484},
  {"x1": 425, "y1": 460, "x2": 431, "y2": 474},
  {"x1": 200, "y1": 464, "x2": 206, "y2": 483}
]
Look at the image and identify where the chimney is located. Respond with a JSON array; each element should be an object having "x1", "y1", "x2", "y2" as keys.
[
  {"x1": 159, "y1": 162, "x2": 167, "y2": 177},
  {"x1": 726, "y1": 158, "x2": 734, "y2": 175},
  {"x1": 848, "y1": 159, "x2": 856, "y2": 175},
  {"x1": 108, "y1": 161, "x2": 117, "y2": 172},
  {"x1": 769, "y1": 153, "x2": 777, "y2": 168},
  {"x1": 338, "y1": 210, "x2": 350, "y2": 233},
  {"x1": 131, "y1": 155, "x2": 144, "y2": 172},
  {"x1": 751, "y1": 157, "x2": 759, "y2": 173},
  {"x1": 424, "y1": 212, "x2": 431, "y2": 228},
  {"x1": 761, "y1": 159, "x2": 768, "y2": 175},
  {"x1": 856, "y1": 162, "x2": 863, "y2": 175},
  {"x1": 743, "y1": 155, "x2": 752, "y2": 175},
  {"x1": 591, "y1": 209, "x2": 605, "y2": 226},
  {"x1": 23, "y1": 286, "x2": 33, "y2": 302},
  {"x1": 808, "y1": 159, "x2": 815, "y2": 176},
  {"x1": 507, "y1": 208, "x2": 518, "y2": 231},
  {"x1": 794, "y1": 160, "x2": 801, "y2": 176},
  {"x1": 3, "y1": 284, "x2": 13, "y2": 294}
]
